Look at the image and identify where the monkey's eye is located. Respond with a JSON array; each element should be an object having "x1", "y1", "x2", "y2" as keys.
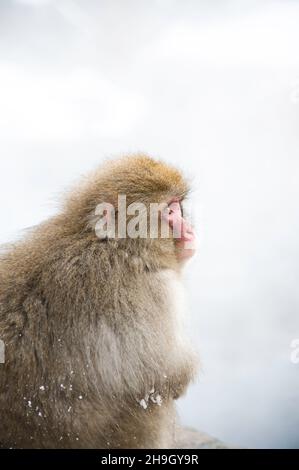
[{"x1": 166, "y1": 200, "x2": 183, "y2": 218}]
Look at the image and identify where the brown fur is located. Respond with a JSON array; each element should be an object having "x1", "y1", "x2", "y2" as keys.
[{"x1": 0, "y1": 154, "x2": 197, "y2": 448}]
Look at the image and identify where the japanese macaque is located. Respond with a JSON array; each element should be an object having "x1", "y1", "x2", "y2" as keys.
[{"x1": 0, "y1": 154, "x2": 198, "y2": 449}]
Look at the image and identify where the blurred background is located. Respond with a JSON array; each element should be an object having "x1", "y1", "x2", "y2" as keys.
[{"x1": 0, "y1": 0, "x2": 299, "y2": 448}]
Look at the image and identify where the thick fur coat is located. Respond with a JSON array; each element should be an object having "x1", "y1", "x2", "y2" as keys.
[{"x1": 0, "y1": 155, "x2": 197, "y2": 448}]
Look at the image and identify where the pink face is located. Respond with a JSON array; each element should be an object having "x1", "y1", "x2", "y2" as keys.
[{"x1": 164, "y1": 200, "x2": 196, "y2": 262}]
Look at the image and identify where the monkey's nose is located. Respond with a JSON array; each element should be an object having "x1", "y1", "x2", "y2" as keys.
[{"x1": 180, "y1": 220, "x2": 195, "y2": 242}]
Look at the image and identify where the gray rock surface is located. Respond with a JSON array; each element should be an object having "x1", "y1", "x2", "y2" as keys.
[{"x1": 175, "y1": 427, "x2": 234, "y2": 449}]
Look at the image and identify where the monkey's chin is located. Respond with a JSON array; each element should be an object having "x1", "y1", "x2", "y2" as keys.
[{"x1": 176, "y1": 239, "x2": 197, "y2": 263}]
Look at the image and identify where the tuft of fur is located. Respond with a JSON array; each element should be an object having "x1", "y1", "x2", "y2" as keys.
[{"x1": 0, "y1": 154, "x2": 197, "y2": 449}]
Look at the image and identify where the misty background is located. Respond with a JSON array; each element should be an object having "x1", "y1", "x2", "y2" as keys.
[{"x1": 0, "y1": 0, "x2": 299, "y2": 448}]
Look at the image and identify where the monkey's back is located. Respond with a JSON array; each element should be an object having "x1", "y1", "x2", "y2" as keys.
[{"x1": 0, "y1": 227, "x2": 196, "y2": 448}]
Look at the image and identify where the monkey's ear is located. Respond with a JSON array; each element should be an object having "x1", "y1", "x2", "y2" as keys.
[{"x1": 89, "y1": 203, "x2": 116, "y2": 240}]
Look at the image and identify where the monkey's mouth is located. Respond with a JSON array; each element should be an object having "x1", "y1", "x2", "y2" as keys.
[
  {"x1": 175, "y1": 220, "x2": 196, "y2": 244},
  {"x1": 175, "y1": 228, "x2": 196, "y2": 252},
  {"x1": 178, "y1": 227, "x2": 195, "y2": 243}
]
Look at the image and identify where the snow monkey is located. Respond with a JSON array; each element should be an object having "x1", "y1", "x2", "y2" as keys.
[{"x1": 0, "y1": 154, "x2": 198, "y2": 449}]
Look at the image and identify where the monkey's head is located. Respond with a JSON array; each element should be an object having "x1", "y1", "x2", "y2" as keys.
[{"x1": 64, "y1": 154, "x2": 196, "y2": 267}]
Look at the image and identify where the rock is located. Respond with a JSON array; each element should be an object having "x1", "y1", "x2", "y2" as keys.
[{"x1": 175, "y1": 427, "x2": 234, "y2": 449}]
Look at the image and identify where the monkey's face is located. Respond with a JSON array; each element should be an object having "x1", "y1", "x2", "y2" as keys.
[
  {"x1": 68, "y1": 154, "x2": 196, "y2": 266},
  {"x1": 163, "y1": 199, "x2": 196, "y2": 263}
]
